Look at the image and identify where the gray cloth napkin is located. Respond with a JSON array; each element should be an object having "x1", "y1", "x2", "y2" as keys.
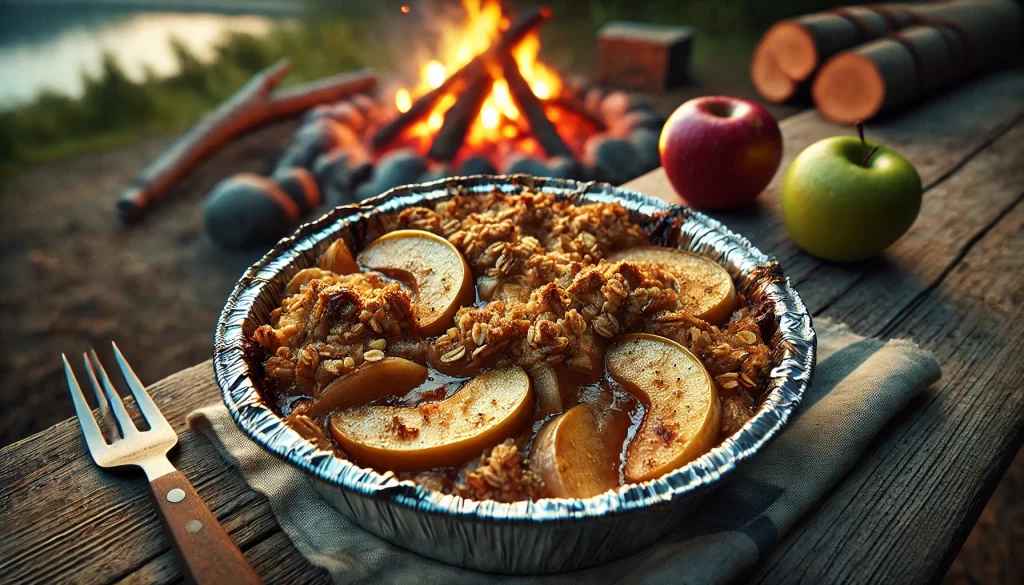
[{"x1": 189, "y1": 319, "x2": 941, "y2": 584}]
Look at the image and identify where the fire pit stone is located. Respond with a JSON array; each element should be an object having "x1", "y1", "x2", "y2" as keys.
[
  {"x1": 457, "y1": 154, "x2": 497, "y2": 176},
  {"x1": 354, "y1": 148, "x2": 429, "y2": 203}
]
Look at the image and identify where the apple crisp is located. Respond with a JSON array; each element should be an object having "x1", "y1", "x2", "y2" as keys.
[{"x1": 248, "y1": 190, "x2": 772, "y2": 502}]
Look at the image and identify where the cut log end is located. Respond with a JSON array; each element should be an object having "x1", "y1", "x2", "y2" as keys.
[
  {"x1": 813, "y1": 52, "x2": 886, "y2": 124},
  {"x1": 751, "y1": 44, "x2": 797, "y2": 103},
  {"x1": 767, "y1": 21, "x2": 819, "y2": 81}
]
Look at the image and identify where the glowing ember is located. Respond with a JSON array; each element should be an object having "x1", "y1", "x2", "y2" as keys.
[
  {"x1": 392, "y1": 0, "x2": 584, "y2": 164},
  {"x1": 395, "y1": 88, "x2": 411, "y2": 113},
  {"x1": 425, "y1": 61, "x2": 447, "y2": 90}
]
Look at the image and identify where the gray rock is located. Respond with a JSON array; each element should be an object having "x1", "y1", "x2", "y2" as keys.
[
  {"x1": 350, "y1": 94, "x2": 385, "y2": 124},
  {"x1": 355, "y1": 149, "x2": 428, "y2": 202},
  {"x1": 546, "y1": 155, "x2": 586, "y2": 180},
  {"x1": 312, "y1": 150, "x2": 349, "y2": 187},
  {"x1": 204, "y1": 174, "x2": 296, "y2": 250},
  {"x1": 329, "y1": 101, "x2": 367, "y2": 134},
  {"x1": 585, "y1": 136, "x2": 645, "y2": 185},
  {"x1": 600, "y1": 91, "x2": 633, "y2": 123},
  {"x1": 629, "y1": 128, "x2": 662, "y2": 174},
  {"x1": 610, "y1": 110, "x2": 667, "y2": 137},
  {"x1": 625, "y1": 95, "x2": 656, "y2": 113},
  {"x1": 279, "y1": 119, "x2": 352, "y2": 170},
  {"x1": 276, "y1": 138, "x2": 325, "y2": 171},
  {"x1": 419, "y1": 164, "x2": 453, "y2": 184},
  {"x1": 312, "y1": 149, "x2": 372, "y2": 206},
  {"x1": 457, "y1": 155, "x2": 497, "y2": 176},
  {"x1": 302, "y1": 104, "x2": 334, "y2": 124},
  {"x1": 505, "y1": 154, "x2": 549, "y2": 177},
  {"x1": 272, "y1": 167, "x2": 320, "y2": 214}
]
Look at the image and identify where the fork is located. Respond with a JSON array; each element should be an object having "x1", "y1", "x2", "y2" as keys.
[{"x1": 63, "y1": 343, "x2": 262, "y2": 585}]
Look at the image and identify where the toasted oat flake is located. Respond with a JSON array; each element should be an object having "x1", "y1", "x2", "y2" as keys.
[
  {"x1": 471, "y1": 322, "x2": 489, "y2": 346},
  {"x1": 441, "y1": 345, "x2": 467, "y2": 363},
  {"x1": 737, "y1": 330, "x2": 758, "y2": 345},
  {"x1": 368, "y1": 318, "x2": 383, "y2": 334},
  {"x1": 368, "y1": 339, "x2": 387, "y2": 351},
  {"x1": 363, "y1": 349, "x2": 385, "y2": 362}
]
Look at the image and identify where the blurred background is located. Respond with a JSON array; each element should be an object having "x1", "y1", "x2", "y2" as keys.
[{"x1": 0, "y1": 1, "x2": 1018, "y2": 583}]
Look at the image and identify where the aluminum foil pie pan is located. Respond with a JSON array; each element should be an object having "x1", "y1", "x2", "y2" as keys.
[{"x1": 213, "y1": 175, "x2": 816, "y2": 574}]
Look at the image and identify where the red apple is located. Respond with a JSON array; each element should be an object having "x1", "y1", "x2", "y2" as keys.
[{"x1": 659, "y1": 96, "x2": 782, "y2": 210}]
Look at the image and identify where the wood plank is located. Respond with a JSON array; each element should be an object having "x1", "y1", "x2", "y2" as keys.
[
  {"x1": 752, "y1": 196, "x2": 1024, "y2": 584},
  {"x1": 721, "y1": 82, "x2": 1024, "y2": 584},
  {"x1": 0, "y1": 364, "x2": 322, "y2": 585},
  {"x1": 2, "y1": 71, "x2": 1021, "y2": 585}
]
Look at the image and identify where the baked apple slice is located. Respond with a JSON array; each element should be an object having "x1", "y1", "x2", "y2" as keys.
[
  {"x1": 318, "y1": 238, "x2": 360, "y2": 274},
  {"x1": 329, "y1": 365, "x2": 533, "y2": 471},
  {"x1": 606, "y1": 333, "x2": 720, "y2": 483},
  {"x1": 527, "y1": 363, "x2": 572, "y2": 417},
  {"x1": 305, "y1": 357, "x2": 428, "y2": 418},
  {"x1": 529, "y1": 405, "x2": 630, "y2": 498},
  {"x1": 357, "y1": 230, "x2": 474, "y2": 336},
  {"x1": 608, "y1": 247, "x2": 737, "y2": 324}
]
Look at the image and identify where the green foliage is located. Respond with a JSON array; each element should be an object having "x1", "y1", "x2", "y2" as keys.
[{"x1": 0, "y1": 16, "x2": 380, "y2": 170}]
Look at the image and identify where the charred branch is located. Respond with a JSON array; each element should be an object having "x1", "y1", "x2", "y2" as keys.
[
  {"x1": 427, "y1": 63, "x2": 494, "y2": 162},
  {"x1": 117, "y1": 62, "x2": 377, "y2": 222},
  {"x1": 499, "y1": 52, "x2": 573, "y2": 159}
]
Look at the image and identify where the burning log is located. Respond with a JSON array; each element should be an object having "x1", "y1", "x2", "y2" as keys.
[
  {"x1": 499, "y1": 52, "x2": 573, "y2": 159},
  {"x1": 371, "y1": 6, "x2": 552, "y2": 152},
  {"x1": 812, "y1": 0, "x2": 1023, "y2": 123},
  {"x1": 427, "y1": 62, "x2": 494, "y2": 162},
  {"x1": 117, "y1": 61, "x2": 377, "y2": 222}
]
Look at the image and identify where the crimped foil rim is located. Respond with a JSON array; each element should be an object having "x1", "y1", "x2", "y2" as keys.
[{"x1": 213, "y1": 174, "x2": 816, "y2": 523}]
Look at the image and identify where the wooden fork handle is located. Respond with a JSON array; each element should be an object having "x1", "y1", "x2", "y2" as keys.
[{"x1": 149, "y1": 471, "x2": 263, "y2": 585}]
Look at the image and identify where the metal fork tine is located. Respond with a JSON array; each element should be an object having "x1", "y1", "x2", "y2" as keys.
[
  {"x1": 111, "y1": 342, "x2": 172, "y2": 433},
  {"x1": 85, "y1": 356, "x2": 117, "y2": 441},
  {"x1": 84, "y1": 350, "x2": 138, "y2": 438},
  {"x1": 63, "y1": 354, "x2": 108, "y2": 453}
]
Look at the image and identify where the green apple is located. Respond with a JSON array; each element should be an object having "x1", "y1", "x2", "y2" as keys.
[{"x1": 781, "y1": 136, "x2": 922, "y2": 262}]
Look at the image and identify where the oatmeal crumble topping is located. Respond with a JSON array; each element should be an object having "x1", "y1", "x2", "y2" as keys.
[
  {"x1": 249, "y1": 189, "x2": 774, "y2": 502},
  {"x1": 454, "y1": 439, "x2": 542, "y2": 502}
]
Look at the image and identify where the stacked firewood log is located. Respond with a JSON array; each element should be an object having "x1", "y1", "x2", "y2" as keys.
[{"x1": 751, "y1": 0, "x2": 1023, "y2": 123}]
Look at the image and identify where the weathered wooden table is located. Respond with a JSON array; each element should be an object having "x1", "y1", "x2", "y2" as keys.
[{"x1": 2, "y1": 71, "x2": 1022, "y2": 585}]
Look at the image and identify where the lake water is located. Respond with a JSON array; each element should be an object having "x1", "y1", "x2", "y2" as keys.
[{"x1": 0, "y1": 2, "x2": 297, "y2": 109}]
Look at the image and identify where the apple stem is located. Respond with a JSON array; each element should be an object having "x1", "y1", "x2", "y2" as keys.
[
  {"x1": 856, "y1": 121, "x2": 865, "y2": 146},
  {"x1": 861, "y1": 145, "x2": 880, "y2": 167}
]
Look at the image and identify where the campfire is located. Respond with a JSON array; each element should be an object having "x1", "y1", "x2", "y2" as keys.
[
  {"x1": 379, "y1": 5, "x2": 577, "y2": 164},
  {"x1": 309, "y1": 0, "x2": 665, "y2": 204},
  {"x1": 135, "y1": 1, "x2": 666, "y2": 248}
]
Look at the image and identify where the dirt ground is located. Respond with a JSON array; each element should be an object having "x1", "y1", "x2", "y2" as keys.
[{"x1": 0, "y1": 82, "x2": 1019, "y2": 582}]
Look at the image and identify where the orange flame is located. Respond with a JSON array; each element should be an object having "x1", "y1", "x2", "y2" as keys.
[{"x1": 392, "y1": 0, "x2": 570, "y2": 162}]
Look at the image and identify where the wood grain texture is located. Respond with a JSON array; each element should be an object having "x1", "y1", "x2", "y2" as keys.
[
  {"x1": 0, "y1": 364, "x2": 330, "y2": 585},
  {"x1": 2, "y1": 71, "x2": 1022, "y2": 585},
  {"x1": 625, "y1": 71, "x2": 1024, "y2": 585},
  {"x1": 750, "y1": 120, "x2": 1024, "y2": 585},
  {"x1": 148, "y1": 471, "x2": 262, "y2": 585}
]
